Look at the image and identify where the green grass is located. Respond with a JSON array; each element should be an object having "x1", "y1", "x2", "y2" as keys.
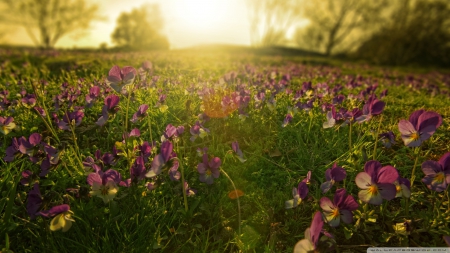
[{"x1": 0, "y1": 48, "x2": 449, "y2": 252}]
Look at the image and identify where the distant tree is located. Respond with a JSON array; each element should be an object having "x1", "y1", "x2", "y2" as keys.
[
  {"x1": 355, "y1": 0, "x2": 450, "y2": 66},
  {"x1": 246, "y1": 0, "x2": 302, "y2": 47},
  {"x1": 295, "y1": 0, "x2": 388, "y2": 56},
  {"x1": 1, "y1": 0, "x2": 100, "y2": 49},
  {"x1": 111, "y1": 4, "x2": 169, "y2": 51}
]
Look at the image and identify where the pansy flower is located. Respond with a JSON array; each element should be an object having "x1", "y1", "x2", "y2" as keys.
[
  {"x1": 197, "y1": 153, "x2": 221, "y2": 184},
  {"x1": 323, "y1": 106, "x2": 337, "y2": 129},
  {"x1": 184, "y1": 181, "x2": 197, "y2": 197},
  {"x1": 106, "y1": 65, "x2": 137, "y2": 93},
  {"x1": 394, "y1": 177, "x2": 411, "y2": 198},
  {"x1": 320, "y1": 163, "x2": 346, "y2": 193},
  {"x1": 27, "y1": 183, "x2": 42, "y2": 220},
  {"x1": 57, "y1": 110, "x2": 84, "y2": 131},
  {"x1": 0, "y1": 116, "x2": 16, "y2": 135},
  {"x1": 85, "y1": 86, "x2": 101, "y2": 107},
  {"x1": 320, "y1": 188, "x2": 358, "y2": 227},
  {"x1": 379, "y1": 131, "x2": 396, "y2": 148},
  {"x1": 357, "y1": 95, "x2": 385, "y2": 122},
  {"x1": 130, "y1": 156, "x2": 147, "y2": 183},
  {"x1": 4, "y1": 137, "x2": 20, "y2": 162},
  {"x1": 282, "y1": 113, "x2": 293, "y2": 127},
  {"x1": 398, "y1": 109, "x2": 442, "y2": 147},
  {"x1": 145, "y1": 141, "x2": 173, "y2": 178},
  {"x1": 18, "y1": 133, "x2": 42, "y2": 162},
  {"x1": 301, "y1": 171, "x2": 312, "y2": 185},
  {"x1": 161, "y1": 124, "x2": 184, "y2": 142},
  {"x1": 131, "y1": 104, "x2": 148, "y2": 123},
  {"x1": 87, "y1": 170, "x2": 121, "y2": 203},
  {"x1": 285, "y1": 181, "x2": 308, "y2": 209},
  {"x1": 190, "y1": 121, "x2": 209, "y2": 142},
  {"x1": 293, "y1": 212, "x2": 324, "y2": 253},
  {"x1": 355, "y1": 160, "x2": 398, "y2": 205},
  {"x1": 39, "y1": 204, "x2": 75, "y2": 232},
  {"x1": 231, "y1": 141, "x2": 246, "y2": 163},
  {"x1": 421, "y1": 152, "x2": 450, "y2": 192},
  {"x1": 40, "y1": 144, "x2": 60, "y2": 177},
  {"x1": 96, "y1": 94, "x2": 120, "y2": 126}
]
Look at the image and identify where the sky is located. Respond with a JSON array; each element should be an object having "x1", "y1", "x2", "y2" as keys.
[{"x1": 3, "y1": 0, "x2": 252, "y2": 49}]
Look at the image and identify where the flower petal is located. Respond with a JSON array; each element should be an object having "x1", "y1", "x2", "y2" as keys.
[
  {"x1": 418, "y1": 111, "x2": 442, "y2": 130},
  {"x1": 355, "y1": 172, "x2": 372, "y2": 189},
  {"x1": 422, "y1": 161, "x2": 441, "y2": 175},
  {"x1": 408, "y1": 110, "x2": 424, "y2": 129},
  {"x1": 293, "y1": 238, "x2": 314, "y2": 253},
  {"x1": 358, "y1": 188, "x2": 383, "y2": 205},
  {"x1": 377, "y1": 165, "x2": 399, "y2": 184},
  {"x1": 319, "y1": 197, "x2": 335, "y2": 212},
  {"x1": 364, "y1": 160, "x2": 381, "y2": 180},
  {"x1": 378, "y1": 183, "x2": 397, "y2": 201},
  {"x1": 310, "y1": 211, "x2": 323, "y2": 246},
  {"x1": 320, "y1": 180, "x2": 333, "y2": 193}
]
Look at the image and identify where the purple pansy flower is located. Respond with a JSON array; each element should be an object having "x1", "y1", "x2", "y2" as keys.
[
  {"x1": 85, "y1": 86, "x2": 100, "y2": 107},
  {"x1": 57, "y1": 110, "x2": 84, "y2": 130},
  {"x1": 197, "y1": 153, "x2": 221, "y2": 184},
  {"x1": 87, "y1": 169, "x2": 121, "y2": 203},
  {"x1": 421, "y1": 152, "x2": 450, "y2": 192},
  {"x1": 394, "y1": 177, "x2": 411, "y2": 198},
  {"x1": 19, "y1": 133, "x2": 42, "y2": 162},
  {"x1": 282, "y1": 113, "x2": 293, "y2": 127},
  {"x1": 4, "y1": 137, "x2": 20, "y2": 162},
  {"x1": 231, "y1": 141, "x2": 246, "y2": 163},
  {"x1": 161, "y1": 124, "x2": 184, "y2": 141},
  {"x1": 398, "y1": 110, "x2": 442, "y2": 147},
  {"x1": 0, "y1": 116, "x2": 16, "y2": 135},
  {"x1": 379, "y1": 131, "x2": 396, "y2": 148},
  {"x1": 130, "y1": 156, "x2": 147, "y2": 183},
  {"x1": 131, "y1": 104, "x2": 148, "y2": 123},
  {"x1": 190, "y1": 121, "x2": 209, "y2": 142},
  {"x1": 357, "y1": 95, "x2": 385, "y2": 122},
  {"x1": 293, "y1": 211, "x2": 324, "y2": 253},
  {"x1": 40, "y1": 144, "x2": 60, "y2": 177},
  {"x1": 355, "y1": 160, "x2": 399, "y2": 205},
  {"x1": 320, "y1": 188, "x2": 359, "y2": 227},
  {"x1": 96, "y1": 94, "x2": 120, "y2": 126},
  {"x1": 285, "y1": 181, "x2": 308, "y2": 209},
  {"x1": 38, "y1": 204, "x2": 75, "y2": 232},
  {"x1": 27, "y1": 183, "x2": 42, "y2": 220},
  {"x1": 320, "y1": 163, "x2": 346, "y2": 193},
  {"x1": 145, "y1": 141, "x2": 173, "y2": 178},
  {"x1": 106, "y1": 65, "x2": 137, "y2": 93},
  {"x1": 302, "y1": 171, "x2": 312, "y2": 184},
  {"x1": 323, "y1": 106, "x2": 336, "y2": 129},
  {"x1": 184, "y1": 181, "x2": 197, "y2": 197}
]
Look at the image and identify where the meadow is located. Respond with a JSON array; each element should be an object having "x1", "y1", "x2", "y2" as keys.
[{"x1": 0, "y1": 48, "x2": 449, "y2": 252}]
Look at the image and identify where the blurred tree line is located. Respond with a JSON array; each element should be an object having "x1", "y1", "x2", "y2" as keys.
[
  {"x1": 111, "y1": 4, "x2": 169, "y2": 51},
  {"x1": 248, "y1": 0, "x2": 450, "y2": 66},
  {"x1": 0, "y1": 0, "x2": 169, "y2": 51}
]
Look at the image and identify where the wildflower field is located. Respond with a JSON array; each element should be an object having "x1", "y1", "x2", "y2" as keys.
[{"x1": 0, "y1": 48, "x2": 449, "y2": 252}]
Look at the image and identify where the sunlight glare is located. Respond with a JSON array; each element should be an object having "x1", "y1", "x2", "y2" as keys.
[{"x1": 173, "y1": 0, "x2": 228, "y2": 33}]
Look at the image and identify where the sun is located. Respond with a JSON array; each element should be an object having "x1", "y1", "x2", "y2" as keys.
[{"x1": 172, "y1": 0, "x2": 229, "y2": 33}]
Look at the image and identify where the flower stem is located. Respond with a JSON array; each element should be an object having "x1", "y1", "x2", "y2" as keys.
[
  {"x1": 410, "y1": 147, "x2": 420, "y2": 188},
  {"x1": 221, "y1": 167, "x2": 241, "y2": 236},
  {"x1": 372, "y1": 115, "x2": 383, "y2": 160},
  {"x1": 147, "y1": 113, "x2": 153, "y2": 142},
  {"x1": 349, "y1": 122, "x2": 353, "y2": 151},
  {"x1": 179, "y1": 159, "x2": 189, "y2": 212}
]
